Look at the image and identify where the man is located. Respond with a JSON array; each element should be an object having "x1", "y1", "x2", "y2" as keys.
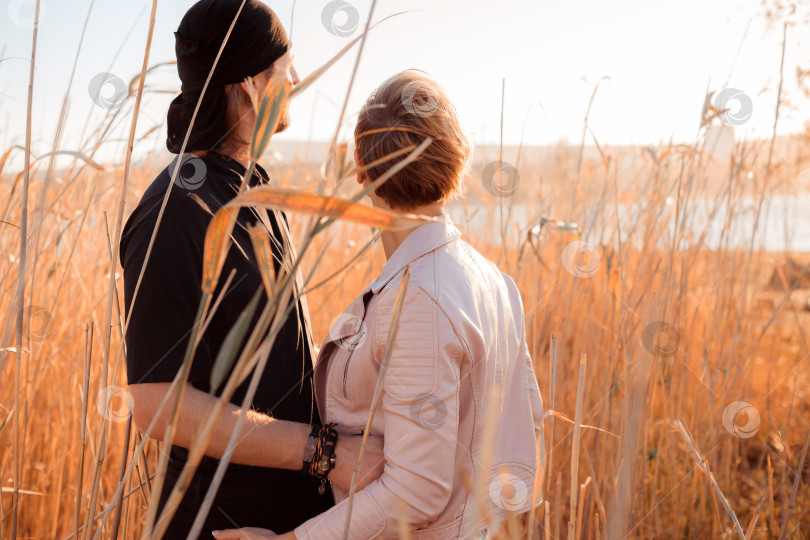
[{"x1": 119, "y1": 1, "x2": 382, "y2": 538}]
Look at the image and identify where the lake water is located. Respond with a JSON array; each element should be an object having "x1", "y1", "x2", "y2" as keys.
[{"x1": 449, "y1": 194, "x2": 810, "y2": 253}]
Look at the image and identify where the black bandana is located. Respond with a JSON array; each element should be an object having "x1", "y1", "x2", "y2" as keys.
[{"x1": 166, "y1": 0, "x2": 289, "y2": 154}]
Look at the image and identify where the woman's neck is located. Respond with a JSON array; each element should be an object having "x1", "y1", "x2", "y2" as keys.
[{"x1": 379, "y1": 201, "x2": 446, "y2": 260}]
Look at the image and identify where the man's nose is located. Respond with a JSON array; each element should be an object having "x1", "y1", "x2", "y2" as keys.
[{"x1": 290, "y1": 65, "x2": 301, "y2": 86}]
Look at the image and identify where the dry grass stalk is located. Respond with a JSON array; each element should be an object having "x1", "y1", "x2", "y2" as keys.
[
  {"x1": 11, "y1": 2, "x2": 41, "y2": 539},
  {"x1": 744, "y1": 498, "x2": 765, "y2": 539},
  {"x1": 92, "y1": 3, "x2": 159, "y2": 538},
  {"x1": 74, "y1": 323, "x2": 93, "y2": 540},
  {"x1": 575, "y1": 476, "x2": 590, "y2": 540},
  {"x1": 673, "y1": 420, "x2": 746, "y2": 538},
  {"x1": 324, "y1": 0, "x2": 378, "y2": 191},
  {"x1": 109, "y1": 416, "x2": 132, "y2": 540},
  {"x1": 779, "y1": 429, "x2": 809, "y2": 539},
  {"x1": 568, "y1": 350, "x2": 586, "y2": 539}
]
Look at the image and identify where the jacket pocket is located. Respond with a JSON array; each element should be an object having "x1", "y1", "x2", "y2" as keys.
[{"x1": 413, "y1": 513, "x2": 463, "y2": 539}]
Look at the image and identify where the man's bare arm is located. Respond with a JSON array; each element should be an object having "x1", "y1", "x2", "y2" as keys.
[{"x1": 128, "y1": 382, "x2": 382, "y2": 490}]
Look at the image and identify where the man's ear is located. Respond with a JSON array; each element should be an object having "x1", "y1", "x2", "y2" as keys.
[{"x1": 240, "y1": 77, "x2": 256, "y2": 99}]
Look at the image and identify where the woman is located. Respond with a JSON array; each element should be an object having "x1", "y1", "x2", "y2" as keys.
[{"x1": 215, "y1": 72, "x2": 544, "y2": 539}]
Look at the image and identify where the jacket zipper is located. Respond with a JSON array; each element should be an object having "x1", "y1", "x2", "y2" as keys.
[
  {"x1": 326, "y1": 291, "x2": 373, "y2": 503},
  {"x1": 323, "y1": 346, "x2": 338, "y2": 423}
]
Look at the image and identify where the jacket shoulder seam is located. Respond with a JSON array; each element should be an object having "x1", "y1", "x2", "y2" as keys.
[{"x1": 414, "y1": 284, "x2": 471, "y2": 362}]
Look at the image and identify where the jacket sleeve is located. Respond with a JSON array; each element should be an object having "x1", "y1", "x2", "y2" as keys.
[
  {"x1": 504, "y1": 273, "x2": 544, "y2": 441},
  {"x1": 294, "y1": 284, "x2": 463, "y2": 539}
]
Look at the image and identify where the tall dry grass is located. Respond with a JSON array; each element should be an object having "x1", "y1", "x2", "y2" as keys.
[
  {"x1": 3, "y1": 127, "x2": 810, "y2": 539},
  {"x1": 1, "y1": 6, "x2": 810, "y2": 540}
]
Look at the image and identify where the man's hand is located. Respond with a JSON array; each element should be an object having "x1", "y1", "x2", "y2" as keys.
[
  {"x1": 212, "y1": 527, "x2": 282, "y2": 539},
  {"x1": 328, "y1": 432, "x2": 385, "y2": 492}
]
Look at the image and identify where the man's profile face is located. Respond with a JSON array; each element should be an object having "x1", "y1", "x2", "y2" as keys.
[
  {"x1": 272, "y1": 51, "x2": 300, "y2": 133},
  {"x1": 241, "y1": 51, "x2": 299, "y2": 136}
]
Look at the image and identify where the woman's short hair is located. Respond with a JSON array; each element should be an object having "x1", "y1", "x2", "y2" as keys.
[{"x1": 354, "y1": 71, "x2": 471, "y2": 211}]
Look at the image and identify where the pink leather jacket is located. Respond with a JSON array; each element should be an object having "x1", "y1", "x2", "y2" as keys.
[{"x1": 294, "y1": 216, "x2": 544, "y2": 539}]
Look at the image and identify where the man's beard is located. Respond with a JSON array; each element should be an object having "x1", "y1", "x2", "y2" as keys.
[{"x1": 274, "y1": 105, "x2": 291, "y2": 134}]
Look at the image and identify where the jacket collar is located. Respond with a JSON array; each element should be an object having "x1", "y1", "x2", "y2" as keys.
[{"x1": 369, "y1": 214, "x2": 461, "y2": 294}]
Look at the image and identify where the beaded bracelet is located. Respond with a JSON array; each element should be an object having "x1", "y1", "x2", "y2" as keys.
[{"x1": 302, "y1": 422, "x2": 338, "y2": 494}]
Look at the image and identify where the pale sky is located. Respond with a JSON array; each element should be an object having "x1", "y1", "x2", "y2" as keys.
[{"x1": 0, "y1": 0, "x2": 808, "y2": 165}]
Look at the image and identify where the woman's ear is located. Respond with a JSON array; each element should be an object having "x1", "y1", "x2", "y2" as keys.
[{"x1": 354, "y1": 148, "x2": 365, "y2": 185}]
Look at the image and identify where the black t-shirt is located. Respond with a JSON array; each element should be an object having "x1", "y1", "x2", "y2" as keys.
[{"x1": 119, "y1": 152, "x2": 333, "y2": 538}]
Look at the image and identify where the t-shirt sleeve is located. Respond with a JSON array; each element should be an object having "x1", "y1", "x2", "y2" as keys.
[{"x1": 120, "y1": 212, "x2": 213, "y2": 387}]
